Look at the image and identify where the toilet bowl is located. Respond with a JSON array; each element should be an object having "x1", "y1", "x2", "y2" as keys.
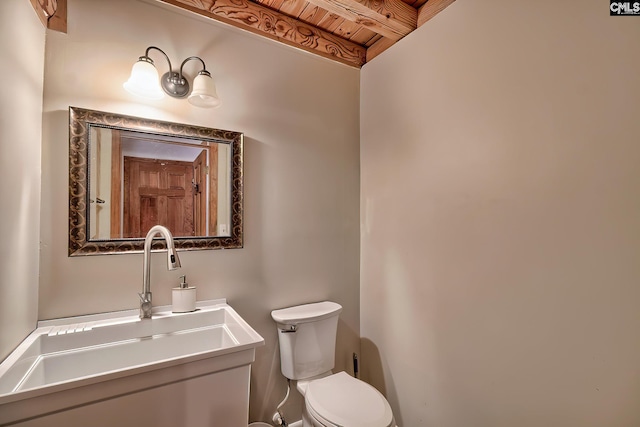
[
  {"x1": 271, "y1": 302, "x2": 396, "y2": 427},
  {"x1": 299, "y1": 372, "x2": 394, "y2": 427}
]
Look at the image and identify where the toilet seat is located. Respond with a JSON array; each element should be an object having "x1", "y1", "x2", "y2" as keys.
[{"x1": 305, "y1": 372, "x2": 394, "y2": 427}]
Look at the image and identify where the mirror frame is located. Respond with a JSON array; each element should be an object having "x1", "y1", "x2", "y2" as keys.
[{"x1": 69, "y1": 106, "x2": 243, "y2": 256}]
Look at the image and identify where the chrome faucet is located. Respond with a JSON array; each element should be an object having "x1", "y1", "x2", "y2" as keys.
[{"x1": 139, "y1": 225, "x2": 181, "y2": 319}]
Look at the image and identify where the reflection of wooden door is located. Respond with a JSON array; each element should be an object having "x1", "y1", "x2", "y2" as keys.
[
  {"x1": 193, "y1": 145, "x2": 218, "y2": 236},
  {"x1": 123, "y1": 157, "x2": 195, "y2": 238},
  {"x1": 193, "y1": 150, "x2": 206, "y2": 235}
]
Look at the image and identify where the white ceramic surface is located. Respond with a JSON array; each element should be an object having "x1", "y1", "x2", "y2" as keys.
[
  {"x1": 272, "y1": 302, "x2": 341, "y2": 380},
  {"x1": 0, "y1": 299, "x2": 263, "y2": 404}
]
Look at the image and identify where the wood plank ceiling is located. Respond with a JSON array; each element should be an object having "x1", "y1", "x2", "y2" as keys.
[
  {"x1": 159, "y1": 0, "x2": 456, "y2": 67},
  {"x1": 29, "y1": 0, "x2": 455, "y2": 68}
]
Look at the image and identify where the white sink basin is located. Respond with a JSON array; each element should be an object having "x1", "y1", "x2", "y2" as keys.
[
  {"x1": 16, "y1": 325, "x2": 234, "y2": 391},
  {"x1": 0, "y1": 299, "x2": 264, "y2": 425}
]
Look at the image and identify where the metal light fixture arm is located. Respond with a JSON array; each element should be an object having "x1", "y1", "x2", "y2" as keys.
[
  {"x1": 141, "y1": 46, "x2": 174, "y2": 72},
  {"x1": 179, "y1": 56, "x2": 211, "y2": 80},
  {"x1": 140, "y1": 46, "x2": 198, "y2": 99}
]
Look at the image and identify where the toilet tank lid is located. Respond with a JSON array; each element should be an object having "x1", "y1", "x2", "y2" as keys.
[{"x1": 271, "y1": 301, "x2": 342, "y2": 325}]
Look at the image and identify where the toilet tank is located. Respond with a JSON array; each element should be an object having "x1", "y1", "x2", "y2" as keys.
[{"x1": 271, "y1": 301, "x2": 342, "y2": 380}]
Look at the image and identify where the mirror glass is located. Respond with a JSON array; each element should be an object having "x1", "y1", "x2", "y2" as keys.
[{"x1": 69, "y1": 107, "x2": 243, "y2": 256}]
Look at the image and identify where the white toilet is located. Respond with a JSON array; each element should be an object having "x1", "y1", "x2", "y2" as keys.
[{"x1": 271, "y1": 301, "x2": 395, "y2": 427}]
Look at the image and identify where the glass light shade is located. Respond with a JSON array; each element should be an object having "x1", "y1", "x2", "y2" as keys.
[
  {"x1": 188, "y1": 73, "x2": 221, "y2": 108},
  {"x1": 123, "y1": 60, "x2": 164, "y2": 100}
]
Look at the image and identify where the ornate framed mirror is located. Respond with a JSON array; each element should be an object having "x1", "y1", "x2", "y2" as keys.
[{"x1": 68, "y1": 107, "x2": 243, "y2": 256}]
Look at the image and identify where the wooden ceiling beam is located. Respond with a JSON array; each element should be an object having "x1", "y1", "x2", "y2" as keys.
[
  {"x1": 417, "y1": 0, "x2": 456, "y2": 27},
  {"x1": 366, "y1": 37, "x2": 395, "y2": 62},
  {"x1": 304, "y1": 0, "x2": 417, "y2": 41},
  {"x1": 158, "y1": 0, "x2": 366, "y2": 67},
  {"x1": 366, "y1": 0, "x2": 456, "y2": 62},
  {"x1": 29, "y1": 0, "x2": 67, "y2": 33},
  {"x1": 48, "y1": 0, "x2": 67, "y2": 33}
]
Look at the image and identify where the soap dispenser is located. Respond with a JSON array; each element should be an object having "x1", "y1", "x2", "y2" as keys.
[{"x1": 172, "y1": 275, "x2": 196, "y2": 313}]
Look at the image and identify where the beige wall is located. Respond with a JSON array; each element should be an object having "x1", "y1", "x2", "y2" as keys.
[
  {"x1": 0, "y1": 0, "x2": 45, "y2": 361},
  {"x1": 40, "y1": 0, "x2": 360, "y2": 422},
  {"x1": 360, "y1": 1, "x2": 640, "y2": 426}
]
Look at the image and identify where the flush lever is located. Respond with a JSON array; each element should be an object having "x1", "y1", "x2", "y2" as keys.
[{"x1": 279, "y1": 325, "x2": 297, "y2": 333}]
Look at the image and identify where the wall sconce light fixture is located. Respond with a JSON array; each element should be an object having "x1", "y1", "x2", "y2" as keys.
[{"x1": 124, "y1": 46, "x2": 221, "y2": 108}]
